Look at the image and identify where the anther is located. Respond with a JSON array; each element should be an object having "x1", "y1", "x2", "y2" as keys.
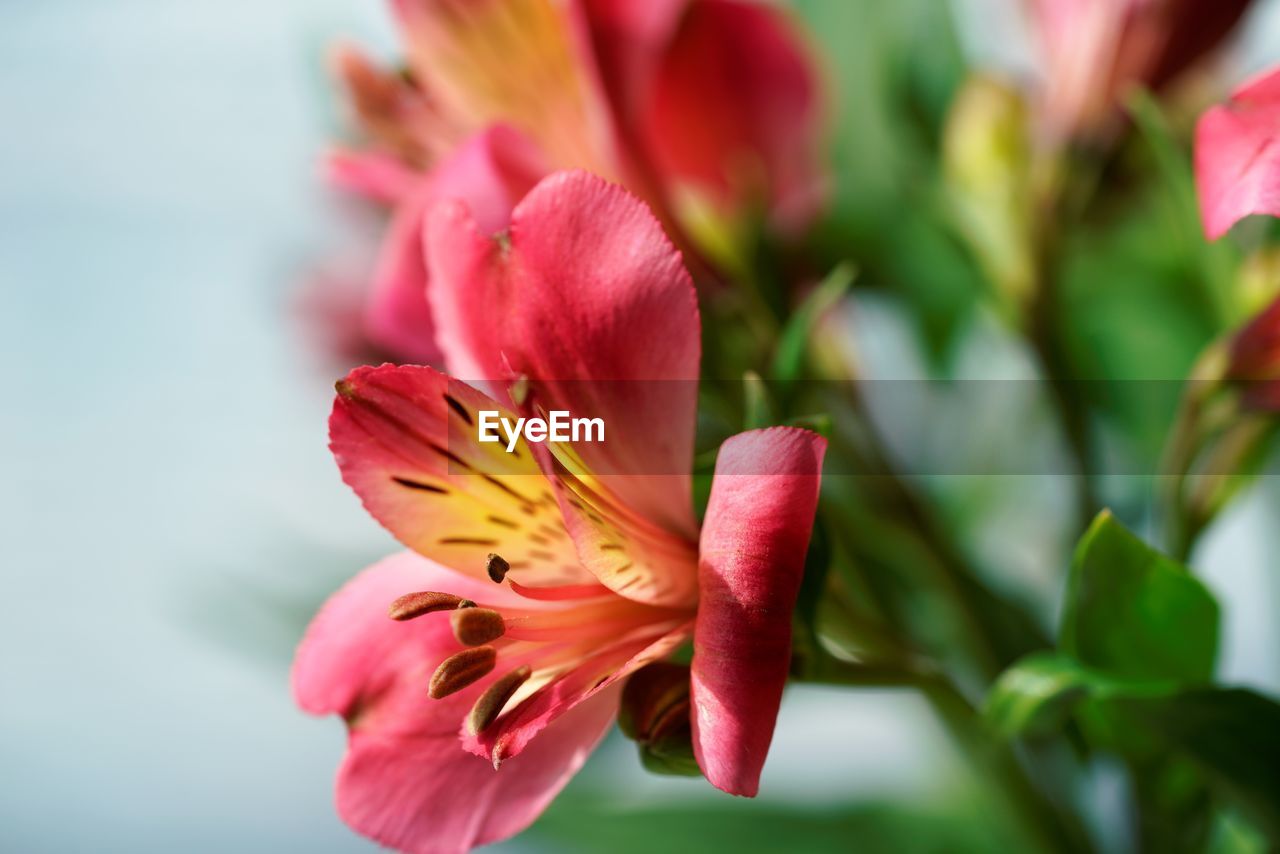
[
  {"x1": 388, "y1": 591, "x2": 471, "y2": 621},
  {"x1": 428, "y1": 647, "x2": 497, "y2": 699},
  {"x1": 466, "y1": 665, "x2": 531, "y2": 734},
  {"x1": 450, "y1": 607, "x2": 506, "y2": 646},
  {"x1": 486, "y1": 553, "x2": 511, "y2": 583}
]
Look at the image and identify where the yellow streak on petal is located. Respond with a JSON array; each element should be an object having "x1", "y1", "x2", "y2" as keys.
[{"x1": 401, "y1": 0, "x2": 612, "y2": 173}]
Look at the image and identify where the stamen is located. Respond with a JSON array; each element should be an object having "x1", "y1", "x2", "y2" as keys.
[
  {"x1": 429, "y1": 646, "x2": 497, "y2": 699},
  {"x1": 388, "y1": 591, "x2": 472, "y2": 621},
  {"x1": 450, "y1": 607, "x2": 506, "y2": 646},
  {"x1": 466, "y1": 665, "x2": 531, "y2": 734},
  {"x1": 486, "y1": 552, "x2": 511, "y2": 583}
]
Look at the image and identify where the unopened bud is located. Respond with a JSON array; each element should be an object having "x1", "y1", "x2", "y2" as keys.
[
  {"x1": 619, "y1": 662, "x2": 701, "y2": 777},
  {"x1": 942, "y1": 74, "x2": 1035, "y2": 312},
  {"x1": 1227, "y1": 296, "x2": 1280, "y2": 411}
]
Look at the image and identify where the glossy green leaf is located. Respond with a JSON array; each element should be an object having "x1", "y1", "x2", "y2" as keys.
[
  {"x1": 1061, "y1": 511, "x2": 1219, "y2": 682},
  {"x1": 985, "y1": 653, "x2": 1094, "y2": 738},
  {"x1": 985, "y1": 652, "x2": 1176, "y2": 739}
]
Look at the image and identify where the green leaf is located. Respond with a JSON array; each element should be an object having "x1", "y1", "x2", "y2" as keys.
[
  {"x1": 1111, "y1": 689, "x2": 1280, "y2": 842},
  {"x1": 1062, "y1": 511, "x2": 1219, "y2": 682},
  {"x1": 985, "y1": 653, "x2": 1094, "y2": 738},
  {"x1": 985, "y1": 652, "x2": 1176, "y2": 739},
  {"x1": 771, "y1": 261, "x2": 856, "y2": 387}
]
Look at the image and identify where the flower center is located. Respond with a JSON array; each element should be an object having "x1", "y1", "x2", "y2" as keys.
[{"x1": 387, "y1": 552, "x2": 691, "y2": 736}]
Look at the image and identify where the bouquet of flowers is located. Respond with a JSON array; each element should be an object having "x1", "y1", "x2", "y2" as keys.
[{"x1": 293, "y1": 1, "x2": 1280, "y2": 851}]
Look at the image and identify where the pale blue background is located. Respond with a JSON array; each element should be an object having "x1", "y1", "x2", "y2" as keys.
[{"x1": 1, "y1": 1, "x2": 1276, "y2": 851}]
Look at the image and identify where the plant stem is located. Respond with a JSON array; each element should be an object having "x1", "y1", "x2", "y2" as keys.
[
  {"x1": 836, "y1": 381, "x2": 1048, "y2": 677},
  {"x1": 1026, "y1": 234, "x2": 1102, "y2": 532},
  {"x1": 805, "y1": 655, "x2": 1093, "y2": 854}
]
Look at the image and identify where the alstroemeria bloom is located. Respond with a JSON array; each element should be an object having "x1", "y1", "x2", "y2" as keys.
[
  {"x1": 1029, "y1": 0, "x2": 1252, "y2": 143},
  {"x1": 330, "y1": 0, "x2": 823, "y2": 361},
  {"x1": 1195, "y1": 65, "x2": 1280, "y2": 240},
  {"x1": 294, "y1": 172, "x2": 827, "y2": 853}
]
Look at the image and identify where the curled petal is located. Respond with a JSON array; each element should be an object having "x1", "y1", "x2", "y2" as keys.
[
  {"x1": 691, "y1": 427, "x2": 826, "y2": 796},
  {"x1": 1196, "y1": 66, "x2": 1280, "y2": 240}
]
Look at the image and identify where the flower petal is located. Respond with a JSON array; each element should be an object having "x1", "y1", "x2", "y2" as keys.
[
  {"x1": 427, "y1": 170, "x2": 700, "y2": 528},
  {"x1": 365, "y1": 186, "x2": 445, "y2": 365},
  {"x1": 364, "y1": 126, "x2": 548, "y2": 364},
  {"x1": 580, "y1": 0, "x2": 689, "y2": 120},
  {"x1": 1196, "y1": 65, "x2": 1280, "y2": 240},
  {"x1": 392, "y1": 0, "x2": 614, "y2": 173},
  {"x1": 637, "y1": 0, "x2": 823, "y2": 226},
  {"x1": 690, "y1": 426, "x2": 826, "y2": 797},
  {"x1": 293, "y1": 552, "x2": 612, "y2": 854},
  {"x1": 332, "y1": 43, "x2": 451, "y2": 166},
  {"x1": 293, "y1": 551, "x2": 527, "y2": 731},
  {"x1": 330, "y1": 363, "x2": 594, "y2": 587},
  {"x1": 463, "y1": 620, "x2": 692, "y2": 767},
  {"x1": 327, "y1": 149, "x2": 421, "y2": 204}
]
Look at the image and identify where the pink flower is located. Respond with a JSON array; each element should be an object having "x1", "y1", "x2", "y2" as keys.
[
  {"x1": 330, "y1": 0, "x2": 823, "y2": 362},
  {"x1": 293, "y1": 172, "x2": 827, "y2": 853},
  {"x1": 1030, "y1": 0, "x2": 1252, "y2": 143},
  {"x1": 1195, "y1": 65, "x2": 1280, "y2": 240}
]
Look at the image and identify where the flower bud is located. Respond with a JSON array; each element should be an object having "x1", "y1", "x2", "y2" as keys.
[
  {"x1": 1234, "y1": 248, "x2": 1280, "y2": 320},
  {"x1": 942, "y1": 74, "x2": 1035, "y2": 312},
  {"x1": 1227, "y1": 296, "x2": 1280, "y2": 411},
  {"x1": 618, "y1": 662, "x2": 701, "y2": 777}
]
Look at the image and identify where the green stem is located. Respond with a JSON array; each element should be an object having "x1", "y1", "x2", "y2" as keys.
[
  {"x1": 837, "y1": 382, "x2": 1045, "y2": 677},
  {"x1": 805, "y1": 655, "x2": 1093, "y2": 854},
  {"x1": 1026, "y1": 230, "x2": 1102, "y2": 532}
]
